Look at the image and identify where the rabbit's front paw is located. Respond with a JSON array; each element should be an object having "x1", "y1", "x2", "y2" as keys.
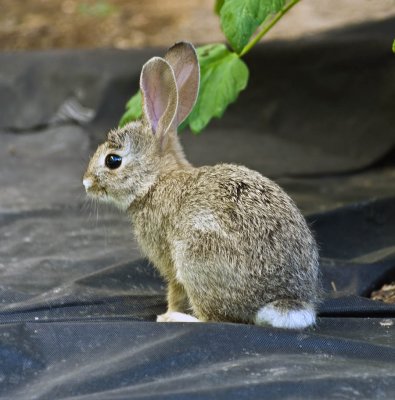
[{"x1": 157, "y1": 311, "x2": 200, "y2": 323}]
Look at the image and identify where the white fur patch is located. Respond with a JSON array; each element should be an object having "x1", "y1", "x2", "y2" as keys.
[
  {"x1": 157, "y1": 312, "x2": 200, "y2": 323},
  {"x1": 173, "y1": 240, "x2": 187, "y2": 283},
  {"x1": 192, "y1": 210, "x2": 224, "y2": 234},
  {"x1": 83, "y1": 178, "x2": 93, "y2": 190},
  {"x1": 255, "y1": 304, "x2": 316, "y2": 329}
]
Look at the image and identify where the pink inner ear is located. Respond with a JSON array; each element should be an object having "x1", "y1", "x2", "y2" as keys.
[
  {"x1": 175, "y1": 64, "x2": 194, "y2": 88},
  {"x1": 144, "y1": 84, "x2": 160, "y2": 133},
  {"x1": 164, "y1": 43, "x2": 199, "y2": 126},
  {"x1": 141, "y1": 68, "x2": 171, "y2": 135},
  {"x1": 140, "y1": 57, "x2": 179, "y2": 137}
]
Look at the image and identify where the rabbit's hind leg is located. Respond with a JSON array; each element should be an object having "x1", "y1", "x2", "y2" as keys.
[{"x1": 255, "y1": 300, "x2": 316, "y2": 329}]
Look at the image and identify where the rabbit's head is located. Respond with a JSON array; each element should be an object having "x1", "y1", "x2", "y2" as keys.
[{"x1": 83, "y1": 42, "x2": 199, "y2": 209}]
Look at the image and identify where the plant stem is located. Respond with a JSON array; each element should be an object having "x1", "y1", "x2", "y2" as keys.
[{"x1": 239, "y1": 0, "x2": 301, "y2": 57}]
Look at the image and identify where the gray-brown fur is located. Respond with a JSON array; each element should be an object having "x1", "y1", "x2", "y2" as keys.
[{"x1": 83, "y1": 42, "x2": 320, "y2": 328}]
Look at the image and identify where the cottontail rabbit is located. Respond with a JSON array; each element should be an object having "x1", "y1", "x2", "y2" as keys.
[{"x1": 83, "y1": 42, "x2": 320, "y2": 329}]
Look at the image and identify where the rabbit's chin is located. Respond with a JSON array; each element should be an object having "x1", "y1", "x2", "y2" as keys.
[
  {"x1": 101, "y1": 195, "x2": 134, "y2": 211},
  {"x1": 85, "y1": 189, "x2": 131, "y2": 211}
]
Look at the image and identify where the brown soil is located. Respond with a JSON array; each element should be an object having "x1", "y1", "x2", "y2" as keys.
[
  {"x1": 0, "y1": 0, "x2": 394, "y2": 51},
  {"x1": 0, "y1": 0, "x2": 221, "y2": 50}
]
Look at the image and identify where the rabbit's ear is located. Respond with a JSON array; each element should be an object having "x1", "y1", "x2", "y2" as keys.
[
  {"x1": 140, "y1": 57, "x2": 178, "y2": 137},
  {"x1": 164, "y1": 42, "x2": 200, "y2": 125}
]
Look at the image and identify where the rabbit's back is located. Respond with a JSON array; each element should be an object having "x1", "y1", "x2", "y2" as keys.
[{"x1": 178, "y1": 164, "x2": 315, "y2": 260}]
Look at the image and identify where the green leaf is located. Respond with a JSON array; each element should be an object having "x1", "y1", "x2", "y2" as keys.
[
  {"x1": 393, "y1": 39, "x2": 395, "y2": 53},
  {"x1": 119, "y1": 90, "x2": 142, "y2": 127},
  {"x1": 220, "y1": 0, "x2": 286, "y2": 54},
  {"x1": 186, "y1": 44, "x2": 249, "y2": 133},
  {"x1": 214, "y1": 0, "x2": 225, "y2": 15},
  {"x1": 120, "y1": 44, "x2": 249, "y2": 133}
]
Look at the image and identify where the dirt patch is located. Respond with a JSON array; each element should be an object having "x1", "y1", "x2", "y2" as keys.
[
  {"x1": 0, "y1": 0, "x2": 394, "y2": 51},
  {"x1": 0, "y1": 0, "x2": 221, "y2": 50}
]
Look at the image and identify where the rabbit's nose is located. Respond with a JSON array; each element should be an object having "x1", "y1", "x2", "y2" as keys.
[{"x1": 83, "y1": 177, "x2": 93, "y2": 190}]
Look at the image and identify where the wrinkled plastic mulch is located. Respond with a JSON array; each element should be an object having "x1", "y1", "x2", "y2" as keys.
[{"x1": 0, "y1": 18, "x2": 394, "y2": 400}]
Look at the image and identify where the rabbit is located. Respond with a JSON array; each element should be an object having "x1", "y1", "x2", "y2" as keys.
[{"x1": 83, "y1": 41, "x2": 321, "y2": 329}]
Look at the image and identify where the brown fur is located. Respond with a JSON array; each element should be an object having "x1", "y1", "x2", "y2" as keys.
[{"x1": 83, "y1": 42, "x2": 320, "y2": 328}]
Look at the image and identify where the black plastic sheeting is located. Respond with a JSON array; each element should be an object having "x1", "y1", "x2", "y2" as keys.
[{"x1": 1, "y1": 18, "x2": 395, "y2": 399}]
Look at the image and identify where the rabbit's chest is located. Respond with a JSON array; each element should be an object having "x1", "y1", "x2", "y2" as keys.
[{"x1": 132, "y1": 211, "x2": 175, "y2": 278}]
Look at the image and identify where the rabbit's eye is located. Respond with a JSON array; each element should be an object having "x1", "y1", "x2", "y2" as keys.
[{"x1": 105, "y1": 154, "x2": 122, "y2": 169}]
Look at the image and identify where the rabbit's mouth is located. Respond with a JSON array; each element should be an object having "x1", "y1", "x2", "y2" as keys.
[
  {"x1": 88, "y1": 187, "x2": 108, "y2": 199},
  {"x1": 83, "y1": 179, "x2": 108, "y2": 199}
]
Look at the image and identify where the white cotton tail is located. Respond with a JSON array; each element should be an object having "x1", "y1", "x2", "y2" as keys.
[{"x1": 255, "y1": 303, "x2": 316, "y2": 329}]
